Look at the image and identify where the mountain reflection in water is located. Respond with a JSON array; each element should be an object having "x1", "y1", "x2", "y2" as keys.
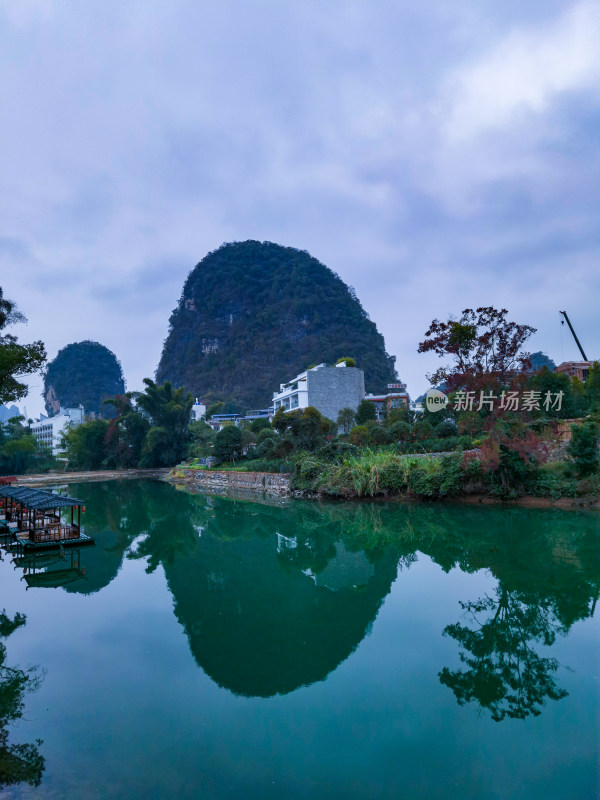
[{"x1": 10, "y1": 480, "x2": 600, "y2": 715}]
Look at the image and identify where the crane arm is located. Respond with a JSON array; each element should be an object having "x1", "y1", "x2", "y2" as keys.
[{"x1": 559, "y1": 311, "x2": 588, "y2": 361}]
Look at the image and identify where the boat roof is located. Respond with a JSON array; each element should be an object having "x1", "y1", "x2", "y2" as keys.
[{"x1": 0, "y1": 485, "x2": 82, "y2": 509}]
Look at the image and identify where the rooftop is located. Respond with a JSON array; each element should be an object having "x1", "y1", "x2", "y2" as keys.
[{"x1": 0, "y1": 486, "x2": 83, "y2": 509}]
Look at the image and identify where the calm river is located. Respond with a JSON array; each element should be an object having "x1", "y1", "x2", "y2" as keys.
[{"x1": 1, "y1": 479, "x2": 598, "y2": 799}]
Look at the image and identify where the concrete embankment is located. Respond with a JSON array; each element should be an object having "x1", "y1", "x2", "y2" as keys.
[
  {"x1": 168, "y1": 468, "x2": 290, "y2": 496},
  {"x1": 13, "y1": 468, "x2": 170, "y2": 486}
]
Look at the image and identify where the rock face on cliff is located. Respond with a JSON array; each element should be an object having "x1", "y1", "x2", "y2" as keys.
[
  {"x1": 156, "y1": 241, "x2": 396, "y2": 409},
  {"x1": 44, "y1": 340, "x2": 125, "y2": 418}
]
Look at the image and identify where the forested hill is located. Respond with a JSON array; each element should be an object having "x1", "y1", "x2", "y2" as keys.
[
  {"x1": 156, "y1": 241, "x2": 397, "y2": 409},
  {"x1": 44, "y1": 340, "x2": 125, "y2": 418}
]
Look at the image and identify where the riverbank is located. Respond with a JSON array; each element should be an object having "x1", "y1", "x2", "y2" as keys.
[
  {"x1": 167, "y1": 466, "x2": 599, "y2": 510},
  {"x1": 12, "y1": 467, "x2": 171, "y2": 486},
  {"x1": 168, "y1": 467, "x2": 290, "y2": 495}
]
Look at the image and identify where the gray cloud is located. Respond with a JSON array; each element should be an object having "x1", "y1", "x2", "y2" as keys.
[{"x1": 1, "y1": 0, "x2": 598, "y2": 414}]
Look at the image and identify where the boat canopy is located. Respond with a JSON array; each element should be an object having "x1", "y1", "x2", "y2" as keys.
[{"x1": 0, "y1": 486, "x2": 82, "y2": 509}]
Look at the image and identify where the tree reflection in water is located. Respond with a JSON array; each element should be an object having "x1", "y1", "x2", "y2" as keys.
[
  {"x1": 439, "y1": 588, "x2": 568, "y2": 721},
  {"x1": 0, "y1": 611, "x2": 45, "y2": 790},
  {"x1": 26, "y1": 481, "x2": 598, "y2": 720}
]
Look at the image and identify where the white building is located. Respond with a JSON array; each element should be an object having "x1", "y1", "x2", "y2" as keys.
[
  {"x1": 206, "y1": 408, "x2": 273, "y2": 432},
  {"x1": 272, "y1": 362, "x2": 365, "y2": 422},
  {"x1": 31, "y1": 406, "x2": 84, "y2": 456},
  {"x1": 190, "y1": 399, "x2": 206, "y2": 422},
  {"x1": 409, "y1": 400, "x2": 424, "y2": 416}
]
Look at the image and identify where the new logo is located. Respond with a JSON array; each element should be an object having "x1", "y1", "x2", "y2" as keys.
[{"x1": 425, "y1": 389, "x2": 448, "y2": 413}]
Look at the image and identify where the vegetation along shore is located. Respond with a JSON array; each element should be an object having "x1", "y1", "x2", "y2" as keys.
[{"x1": 1, "y1": 273, "x2": 599, "y2": 508}]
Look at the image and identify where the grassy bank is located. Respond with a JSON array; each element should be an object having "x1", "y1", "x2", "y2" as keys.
[{"x1": 291, "y1": 448, "x2": 599, "y2": 503}]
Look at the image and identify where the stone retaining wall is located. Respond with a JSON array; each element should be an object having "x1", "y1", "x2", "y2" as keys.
[{"x1": 172, "y1": 469, "x2": 290, "y2": 495}]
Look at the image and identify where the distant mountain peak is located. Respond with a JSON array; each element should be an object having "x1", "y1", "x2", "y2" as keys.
[
  {"x1": 44, "y1": 340, "x2": 125, "y2": 418},
  {"x1": 156, "y1": 241, "x2": 397, "y2": 408}
]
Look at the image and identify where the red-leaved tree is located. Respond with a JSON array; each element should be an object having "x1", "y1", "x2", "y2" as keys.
[{"x1": 418, "y1": 307, "x2": 536, "y2": 392}]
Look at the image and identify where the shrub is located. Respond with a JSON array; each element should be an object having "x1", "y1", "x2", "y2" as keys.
[
  {"x1": 386, "y1": 407, "x2": 409, "y2": 426},
  {"x1": 533, "y1": 468, "x2": 579, "y2": 499},
  {"x1": 292, "y1": 455, "x2": 328, "y2": 492},
  {"x1": 438, "y1": 454, "x2": 464, "y2": 495},
  {"x1": 487, "y1": 446, "x2": 538, "y2": 497},
  {"x1": 313, "y1": 440, "x2": 359, "y2": 462},
  {"x1": 406, "y1": 463, "x2": 436, "y2": 497},
  {"x1": 369, "y1": 425, "x2": 390, "y2": 445},
  {"x1": 412, "y1": 421, "x2": 435, "y2": 441},
  {"x1": 436, "y1": 419, "x2": 458, "y2": 438},
  {"x1": 405, "y1": 454, "x2": 463, "y2": 498},
  {"x1": 350, "y1": 425, "x2": 370, "y2": 446},
  {"x1": 388, "y1": 421, "x2": 411, "y2": 442},
  {"x1": 379, "y1": 461, "x2": 406, "y2": 493},
  {"x1": 567, "y1": 421, "x2": 599, "y2": 477}
]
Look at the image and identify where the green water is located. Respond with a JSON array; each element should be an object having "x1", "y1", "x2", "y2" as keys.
[{"x1": 0, "y1": 480, "x2": 598, "y2": 799}]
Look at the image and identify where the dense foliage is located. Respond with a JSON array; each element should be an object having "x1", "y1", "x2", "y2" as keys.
[
  {"x1": 44, "y1": 340, "x2": 125, "y2": 418},
  {"x1": 0, "y1": 288, "x2": 46, "y2": 405},
  {"x1": 62, "y1": 380, "x2": 193, "y2": 469},
  {"x1": 214, "y1": 426, "x2": 244, "y2": 462},
  {"x1": 0, "y1": 416, "x2": 59, "y2": 475},
  {"x1": 157, "y1": 241, "x2": 397, "y2": 408},
  {"x1": 567, "y1": 421, "x2": 599, "y2": 477}
]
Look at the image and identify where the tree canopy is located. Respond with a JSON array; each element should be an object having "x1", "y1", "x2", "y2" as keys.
[
  {"x1": 0, "y1": 288, "x2": 46, "y2": 405},
  {"x1": 418, "y1": 307, "x2": 535, "y2": 391},
  {"x1": 62, "y1": 379, "x2": 193, "y2": 469}
]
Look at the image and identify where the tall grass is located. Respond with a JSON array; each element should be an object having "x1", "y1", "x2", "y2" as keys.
[{"x1": 294, "y1": 447, "x2": 452, "y2": 498}]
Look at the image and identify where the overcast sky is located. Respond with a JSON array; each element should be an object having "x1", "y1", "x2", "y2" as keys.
[{"x1": 2, "y1": 0, "x2": 599, "y2": 417}]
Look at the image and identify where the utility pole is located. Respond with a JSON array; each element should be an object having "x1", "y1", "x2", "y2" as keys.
[{"x1": 559, "y1": 311, "x2": 588, "y2": 361}]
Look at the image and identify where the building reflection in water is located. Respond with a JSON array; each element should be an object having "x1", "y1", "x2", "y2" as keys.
[{"x1": 8, "y1": 480, "x2": 599, "y2": 719}]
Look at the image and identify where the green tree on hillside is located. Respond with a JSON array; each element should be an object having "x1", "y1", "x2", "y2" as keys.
[
  {"x1": 527, "y1": 368, "x2": 588, "y2": 419},
  {"x1": 585, "y1": 362, "x2": 600, "y2": 414}
]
